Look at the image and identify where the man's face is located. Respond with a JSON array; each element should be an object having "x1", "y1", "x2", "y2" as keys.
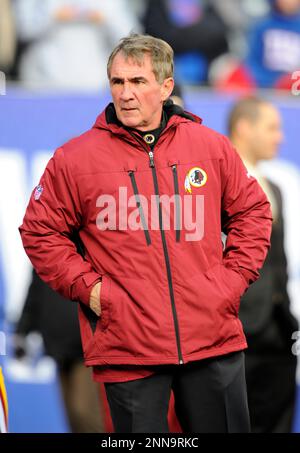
[
  {"x1": 109, "y1": 52, "x2": 174, "y2": 131},
  {"x1": 249, "y1": 104, "x2": 283, "y2": 161}
]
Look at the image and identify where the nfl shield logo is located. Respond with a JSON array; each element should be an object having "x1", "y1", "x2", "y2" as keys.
[{"x1": 34, "y1": 184, "x2": 43, "y2": 200}]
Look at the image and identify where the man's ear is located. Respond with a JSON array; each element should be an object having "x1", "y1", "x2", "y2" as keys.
[
  {"x1": 161, "y1": 78, "x2": 175, "y2": 101},
  {"x1": 236, "y1": 118, "x2": 252, "y2": 140}
]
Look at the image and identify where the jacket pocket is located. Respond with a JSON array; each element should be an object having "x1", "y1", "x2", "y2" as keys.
[
  {"x1": 80, "y1": 274, "x2": 111, "y2": 334},
  {"x1": 97, "y1": 274, "x2": 111, "y2": 332},
  {"x1": 204, "y1": 263, "x2": 246, "y2": 316},
  {"x1": 79, "y1": 302, "x2": 99, "y2": 334}
]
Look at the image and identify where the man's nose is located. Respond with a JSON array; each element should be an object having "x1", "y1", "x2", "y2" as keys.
[{"x1": 120, "y1": 82, "x2": 134, "y2": 100}]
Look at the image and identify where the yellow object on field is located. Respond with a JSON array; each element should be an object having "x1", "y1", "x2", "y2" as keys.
[{"x1": 0, "y1": 366, "x2": 8, "y2": 433}]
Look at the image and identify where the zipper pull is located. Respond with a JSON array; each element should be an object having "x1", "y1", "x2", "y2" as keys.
[{"x1": 148, "y1": 151, "x2": 155, "y2": 168}]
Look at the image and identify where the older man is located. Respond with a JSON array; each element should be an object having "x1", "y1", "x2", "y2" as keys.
[{"x1": 20, "y1": 34, "x2": 272, "y2": 433}]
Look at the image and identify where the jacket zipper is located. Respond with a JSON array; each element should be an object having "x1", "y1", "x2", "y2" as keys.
[
  {"x1": 128, "y1": 170, "x2": 151, "y2": 246},
  {"x1": 148, "y1": 149, "x2": 184, "y2": 365},
  {"x1": 126, "y1": 130, "x2": 184, "y2": 365},
  {"x1": 172, "y1": 164, "x2": 181, "y2": 242}
]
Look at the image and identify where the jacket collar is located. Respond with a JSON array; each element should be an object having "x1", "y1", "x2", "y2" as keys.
[{"x1": 92, "y1": 99, "x2": 202, "y2": 141}]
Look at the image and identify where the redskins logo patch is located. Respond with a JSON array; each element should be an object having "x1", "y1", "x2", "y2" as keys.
[
  {"x1": 184, "y1": 167, "x2": 207, "y2": 194},
  {"x1": 143, "y1": 134, "x2": 155, "y2": 145}
]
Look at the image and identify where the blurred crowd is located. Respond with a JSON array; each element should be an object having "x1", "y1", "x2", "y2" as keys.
[{"x1": 0, "y1": 0, "x2": 299, "y2": 91}]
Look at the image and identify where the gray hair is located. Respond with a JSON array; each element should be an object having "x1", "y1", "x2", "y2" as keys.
[{"x1": 107, "y1": 34, "x2": 174, "y2": 84}]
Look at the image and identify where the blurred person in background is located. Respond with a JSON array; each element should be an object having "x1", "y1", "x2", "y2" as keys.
[
  {"x1": 13, "y1": 0, "x2": 139, "y2": 90},
  {"x1": 210, "y1": 0, "x2": 271, "y2": 58},
  {"x1": 228, "y1": 96, "x2": 298, "y2": 432},
  {"x1": 143, "y1": 0, "x2": 228, "y2": 85},
  {"x1": 169, "y1": 83, "x2": 184, "y2": 108},
  {"x1": 210, "y1": 0, "x2": 300, "y2": 91},
  {"x1": 0, "y1": 0, "x2": 16, "y2": 75},
  {"x1": 14, "y1": 269, "x2": 105, "y2": 433},
  {"x1": 244, "y1": 0, "x2": 300, "y2": 89}
]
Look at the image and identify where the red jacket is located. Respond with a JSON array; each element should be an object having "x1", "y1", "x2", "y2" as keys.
[{"x1": 19, "y1": 103, "x2": 272, "y2": 367}]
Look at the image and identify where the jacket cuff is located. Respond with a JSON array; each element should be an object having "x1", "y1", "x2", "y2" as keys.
[
  {"x1": 235, "y1": 267, "x2": 257, "y2": 287},
  {"x1": 223, "y1": 264, "x2": 249, "y2": 294},
  {"x1": 71, "y1": 272, "x2": 102, "y2": 306},
  {"x1": 223, "y1": 258, "x2": 257, "y2": 287}
]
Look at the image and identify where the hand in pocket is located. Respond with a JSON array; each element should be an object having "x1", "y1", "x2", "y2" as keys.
[{"x1": 89, "y1": 281, "x2": 102, "y2": 316}]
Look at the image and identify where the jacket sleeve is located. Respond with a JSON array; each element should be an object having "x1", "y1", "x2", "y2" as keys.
[
  {"x1": 220, "y1": 135, "x2": 273, "y2": 290},
  {"x1": 19, "y1": 147, "x2": 101, "y2": 306}
]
